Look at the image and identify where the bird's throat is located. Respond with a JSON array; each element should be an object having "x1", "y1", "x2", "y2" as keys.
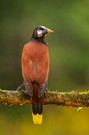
[{"x1": 31, "y1": 37, "x2": 47, "y2": 45}]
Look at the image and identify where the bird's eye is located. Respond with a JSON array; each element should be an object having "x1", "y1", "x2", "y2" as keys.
[{"x1": 37, "y1": 29, "x2": 43, "y2": 37}]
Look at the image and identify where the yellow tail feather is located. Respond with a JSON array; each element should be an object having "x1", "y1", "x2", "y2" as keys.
[{"x1": 32, "y1": 113, "x2": 43, "y2": 124}]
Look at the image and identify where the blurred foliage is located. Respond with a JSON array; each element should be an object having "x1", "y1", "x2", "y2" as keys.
[{"x1": 0, "y1": 0, "x2": 89, "y2": 135}]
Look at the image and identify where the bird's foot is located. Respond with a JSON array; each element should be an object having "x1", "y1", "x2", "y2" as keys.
[
  {"x1": 16, "y1": 83, "x2": 24, "y2": 91},
  {"x1": 38, "y1": 83, "x2": 48, "y2": 98},
  {"x1": 24, "y1": 82, "x2": 33, "y2": 97}
]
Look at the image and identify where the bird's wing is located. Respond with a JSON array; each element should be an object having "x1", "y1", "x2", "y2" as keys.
[{"x1": 22, "y1": 53, "x2": 37, "y2": 83}]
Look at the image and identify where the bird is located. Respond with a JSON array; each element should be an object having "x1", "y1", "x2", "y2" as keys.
[{"x1": 21, "y1": 26, "x2": 53, "y2": 124}]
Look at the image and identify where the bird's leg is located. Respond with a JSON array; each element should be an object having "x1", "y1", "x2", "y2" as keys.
[
  {"x1": 16, "y1": 83, "x2": 24, "y2": 91},
  {"x1": 24, "y1": 81, "x2": 33, "y2": 97},
  {"x1": 38, "y1": 81, "x2": 48, "y2": 98}
]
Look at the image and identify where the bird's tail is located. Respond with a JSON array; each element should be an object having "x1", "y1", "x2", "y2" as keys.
[
  {"x1": 32, "y1": 82, "x2": 43, "y2": 124},
  {"x1": 32, "y1": 103, "x2": 43, "y2": 124}
]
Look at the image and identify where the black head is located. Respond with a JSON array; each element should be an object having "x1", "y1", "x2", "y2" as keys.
[{"x1": 31, "y1": 26, "x2": 53, "y2": 44}]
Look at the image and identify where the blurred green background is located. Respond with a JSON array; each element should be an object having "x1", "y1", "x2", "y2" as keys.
[{"x1": 0, "y1": 0, "x2": 89, "y2": 135}]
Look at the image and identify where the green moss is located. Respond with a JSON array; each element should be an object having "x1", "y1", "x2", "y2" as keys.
[
  {"x1": 80, "y1": 91, "x2": 89, "y2": 95},
  {"x1": 0, "y1": 89, "x2": 8, "y2": 92}
]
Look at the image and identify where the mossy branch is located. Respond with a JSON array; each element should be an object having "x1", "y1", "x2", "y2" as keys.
[{"x1": 0, "y1": 89, "x2": 89, "y2": 107}]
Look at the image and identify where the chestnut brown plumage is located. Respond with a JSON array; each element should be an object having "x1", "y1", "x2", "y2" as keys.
[{"x1": 21, "y1": 26, "x2": 53, "y2": 124}]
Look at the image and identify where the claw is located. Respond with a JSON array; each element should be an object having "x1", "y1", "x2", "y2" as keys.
[{"x1": 16, "y1": 83, "x2": 24, "y2": 91}]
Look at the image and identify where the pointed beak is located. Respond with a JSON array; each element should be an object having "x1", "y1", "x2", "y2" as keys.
[{"x1": 47, "y1": 28, "x2": 54, "y2": 33}]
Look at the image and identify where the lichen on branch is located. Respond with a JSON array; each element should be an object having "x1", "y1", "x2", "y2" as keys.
[{"x1": 0, "y1": 89, "x2": 89, "y2": 107}]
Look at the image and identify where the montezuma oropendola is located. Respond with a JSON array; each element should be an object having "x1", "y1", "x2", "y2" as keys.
[{"x1": 21, "y1": 26, "x2": 53, "y2": 124}]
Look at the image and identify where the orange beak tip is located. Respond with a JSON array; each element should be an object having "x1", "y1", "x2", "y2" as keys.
[{"x1": 47, "y1": 29, "x2": 54, "y2": 33}]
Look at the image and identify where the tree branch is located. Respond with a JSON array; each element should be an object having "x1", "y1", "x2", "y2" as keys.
[{"x1": 0, "y1": 89, "x2": 89, "y2": 107}]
